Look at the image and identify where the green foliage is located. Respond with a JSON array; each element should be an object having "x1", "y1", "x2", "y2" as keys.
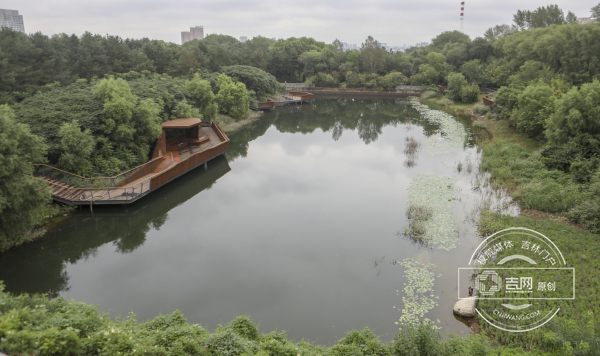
[
  {"x1": 512, "y1": 81, "x2": 556, "y2": 138},
  {"x1": 472, "y1": 103, "x2": 490, "y2": 115},
  {"x1": 428, "y1": 31, "x2": 471, "y2": 53},
  {"x1": 58, "y1": 120, "x2": 95, "y2": 175},
  {"x1": 0, "y1": 105, "x2": 51, "y2": 249},
  {"x1": 92, "y1": 76, "x2": 162, "y2": 167},
  {"x1": 332, "y1": 328, "x2": 391, "y2": 356},
  {"x1": 305, "y1": 72, "x2": 338, "y2": 87},
  {"x1": 494, "y1": 84, "x2": 523, "y2": 119},
  {"x1": 460, "y1": 84, "x2": 480, "y2": 104},
  {"x1": 226, "y1": 316, "x2": 259, "y2": 341},
  {"x1": 185, "y1": 73, "x2": 215, "y2": 110},
  {"x1": 359, "y1": 36, "x2": 386, "y2": 73},
  {"x1": 173, "y1": 100, "x2": 202, "y2": 119},
  {"x1": 513, "y1": 5, "x2": 576, "y2": 30},
  {"x1": 447, "y1": 72, "x2": 478, "y2": 103},
  {"x1": 546, "y1": 80, "x2": 600, "y2": 155},
  {"x1": 392, "y1": 322, "x2": 442, "y2": 356},
  {"x1": 460, "y1": 59, "x2": 487, "y2": 86},
  {"x1": 220, "y1": 65, "x2": 280, "y2": 100},
  {"x1": 484, "y1": 24, "x2": 518, "y2": 42},
  {"x1": 447, "y1": 72, "x2": 468, "y2": 102},
  {"x1": 569, "y1": 169, "x2": 600, "y2": 232},
  {"x1": 215, "y1": 74, "x2": 249, "y2": 120},
  {"x1": 592, "y1": 3, "x2": 600, "y2": 20}
]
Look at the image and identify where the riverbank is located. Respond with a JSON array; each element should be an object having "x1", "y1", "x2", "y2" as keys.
[
  {"x1": 419, "y1": 92, "x2": 600, "y2": 351},
  {"x1": 214, "y1": 110, "x2": 265, "y2": 134}
]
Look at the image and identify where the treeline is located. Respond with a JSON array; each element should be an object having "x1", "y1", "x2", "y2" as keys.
[
  {"x1": 0, "y1": 283, "x2": 597, "y2": 356},
  {"x1": 2, "y1": 4, "x2": 598, "y2": 101}
]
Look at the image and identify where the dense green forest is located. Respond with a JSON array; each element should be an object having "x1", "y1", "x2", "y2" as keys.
[{"x1": 1, "y1": 3, "x2": 600, "y2": 354}]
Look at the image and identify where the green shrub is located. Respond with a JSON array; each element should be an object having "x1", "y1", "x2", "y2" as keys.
[
  {"x1": 472, "y1": 103, "x2": 490, "y2": 115},
  {"x1": 514, "y1": 178, "x2": 582, "y2": 212},
  {"x1": 512, "y1": 81, "x2": 556, "y2": 138},
  {"x1": 447, "y1": 72, "x2": 468, "y2": 102},
  {"x1": 226, "y1": 316, "x2": 259, "y2": 341},
  {"x1": 421, "y1": 91, "x2": 439, "y2": 100},
  {"x1": 460, "y1": 84, "x2": 480, "y2": 104},
  {"x1": 392, "y1": 322, "x2": 441, "y2": 356},
  {"x1": 216, "y1": 74, "x2": 249, "y2": 121}
]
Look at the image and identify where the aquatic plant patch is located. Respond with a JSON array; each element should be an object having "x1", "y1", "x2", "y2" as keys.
[
  {"x1": 406, "y1": 97, "x2": 468, "y2": 154},
  {"x1": 403, "y1": 175, "x2": 461, "y2": 250},
  {"x1": 395, "y1": 258, "x2": 441, "y2": 327}
]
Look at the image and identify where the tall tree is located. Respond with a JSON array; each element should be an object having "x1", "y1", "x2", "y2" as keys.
[
  {"x1": 0, "y1": 105, "x2": 51, "y2": 247},
  {"x1": 513, "y1": 5, "x2": 575, "y2": 30},
  {"x1": 592, "y1": 3, "x2": 600, "y2": 20},
  {"x1": 57, "y1": 120, "x2": 95, "y2": 175},
  {"x1": 359, "y1": 36, "x2": 385, "y2": 73},
  {"x1": 215, "y1": 74, "x2": 248, "y2": 120}
]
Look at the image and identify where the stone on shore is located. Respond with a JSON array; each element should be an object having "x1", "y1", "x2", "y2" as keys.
[{"x1": 453, "y1": 297, "x2": 478, "y2": 317}]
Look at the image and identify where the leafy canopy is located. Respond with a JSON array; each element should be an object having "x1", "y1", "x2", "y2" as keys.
[{"x1": 0, "y1": 105, "x2": 51, "y2": 247}]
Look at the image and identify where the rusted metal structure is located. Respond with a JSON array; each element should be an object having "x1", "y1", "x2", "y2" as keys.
[
  {"x1": 483, "y1": 95, "x2": 494, "y2": 107},
  {"x1": 35, "y1": 118, "x2": 229, "y2": 205},
  {"x1": 250, "y1": 98, "x2": 275, "y2": 111}
]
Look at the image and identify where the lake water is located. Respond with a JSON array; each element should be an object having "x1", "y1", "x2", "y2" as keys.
[{"x1": 0, "y1": 96, "x2": 514, "y2": 345}]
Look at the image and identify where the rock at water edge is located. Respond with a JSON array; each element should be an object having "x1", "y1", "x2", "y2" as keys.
[{"x1": 453, "y1": 297, "x2": 478, "y2": 317}]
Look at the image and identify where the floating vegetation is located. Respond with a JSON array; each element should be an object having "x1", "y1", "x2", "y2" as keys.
[
  {"x1": 395, "y1": 258, "x2": 440, "y2": 327},
  {"x1": 403, "y1": 136, "x2": 420, "y2": 168},
  {"x1": 406, "y1": 97, "x2": 468, "y2": 154},
  {"x1": 404, "y1": 205, "x2": 433, "y2": 240},
  {"x1": 402, "y1": 175, "x2": 461, "y2": 250}
]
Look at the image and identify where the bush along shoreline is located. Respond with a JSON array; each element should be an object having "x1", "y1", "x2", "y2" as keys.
[{"x1": 0, "y1": 281, "x2": 589, "y2": 356}]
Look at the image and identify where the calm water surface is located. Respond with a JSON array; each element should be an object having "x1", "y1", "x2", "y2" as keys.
[{"x1": 1, "y1": 96, "x2": 494, "y2": 344}]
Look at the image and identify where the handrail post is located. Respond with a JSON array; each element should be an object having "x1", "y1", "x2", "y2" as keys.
[
  {"x1": 108, "y1": 189, "x2": 111, "y2": 201},
  {"x1": 69, "y1": 189, "x2": 72, "y2": 201}
]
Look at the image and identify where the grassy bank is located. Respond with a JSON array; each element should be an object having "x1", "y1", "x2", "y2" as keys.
[
  {"x1": 418, "y1": 92, "x2": 600, "y2": 353},
  {"x1": 421, "y1": 92, "x2": 597, "y2": 227},
  {"x1": 214, "y1": 111, "x2": 265, "y2": 134}
]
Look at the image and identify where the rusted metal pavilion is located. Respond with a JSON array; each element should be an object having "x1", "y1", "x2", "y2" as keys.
[{"x1": 35, "y1": 119, "x2": 229, "y2": 205}]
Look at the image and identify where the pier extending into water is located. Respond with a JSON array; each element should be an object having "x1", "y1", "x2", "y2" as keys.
[
  {"x1": 35, "y1": 119, "x2": 229, "y2": 205},
  {"x1": 250, "y1": 91, "x2": 313, "y2": 111}
]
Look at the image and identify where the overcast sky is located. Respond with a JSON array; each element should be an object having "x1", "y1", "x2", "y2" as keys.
[{"x1": 3, "y1": 0, "x2": 598, "y2": 46}]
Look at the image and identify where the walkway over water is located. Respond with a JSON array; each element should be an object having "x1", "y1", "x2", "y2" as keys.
[
  {"x1": 250, "y1": 91, "x2": 313, "y2": 110},
  {"x1": 35, "y1": 121, "x2": 229, "y2": 205}
]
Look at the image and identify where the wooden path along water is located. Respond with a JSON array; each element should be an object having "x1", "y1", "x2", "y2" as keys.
[
  {"x1": 35, "y1": 121, "x2": 230, "y2": 205},
  {"x1": 250, "y1": 91, "x2": 313, "y2": 111}
]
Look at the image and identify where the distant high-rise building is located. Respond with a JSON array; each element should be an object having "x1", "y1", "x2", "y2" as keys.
[
  {"x1": 578, "y1": 17, "x2": 595, "y2": 24},
  {"x1": 181, "y1": 26, "x2": 204, "y2": 44},
  {"x1": 0, "y1": 9, "x2": 25, "y2": 33},
  {"x1": 239, "y1": 36, "x2": 247, "y2": 42}
]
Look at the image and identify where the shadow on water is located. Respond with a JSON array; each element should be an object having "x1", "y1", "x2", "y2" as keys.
[
  {"x1": 0, "y1": 96, "x2": 455, "y2": 299},
  {"x1": 0, "y1": 96, "x2": 484, "y2": 343},
  {"x1": 227, "y1": 96, "x2": 438, "y2": 162},
  {"x1": 0, "y1": 156, "x2": 231, "y2": 297}
]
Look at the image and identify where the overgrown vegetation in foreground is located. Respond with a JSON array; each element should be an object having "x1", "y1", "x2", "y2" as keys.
[{"x1": 0, "y1": 281, "x2": 591, "y2": 356}]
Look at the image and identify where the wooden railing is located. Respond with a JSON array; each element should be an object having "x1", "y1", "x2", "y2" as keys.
[
  {"x1": 34, "y1": 156, "x2": 164, "y2": 189},
  {"x1": 150, "y1": 122, "x2": 229, "y2": 190},
  {"x1": 36, "y1": 122, "x2": 229, "y2": 204},
  {"x1": 288, "y1": 91, "x2": 314, "y2": 101},
  {"x1": 483, "y1": 95, "x2": 494, "y2": 107}
]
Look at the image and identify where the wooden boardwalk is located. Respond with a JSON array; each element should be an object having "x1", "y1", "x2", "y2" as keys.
[
  {"x1": 36, "y1": 121, "x2": 230, "y2": 205},
  {"x1": 250, "y1": 92, "x2": 313, "y2": 110}
]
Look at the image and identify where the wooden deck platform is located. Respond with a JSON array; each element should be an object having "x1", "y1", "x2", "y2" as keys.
[{"x1": 35, "y1": 121, "x2": 230, "y2": 205}]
